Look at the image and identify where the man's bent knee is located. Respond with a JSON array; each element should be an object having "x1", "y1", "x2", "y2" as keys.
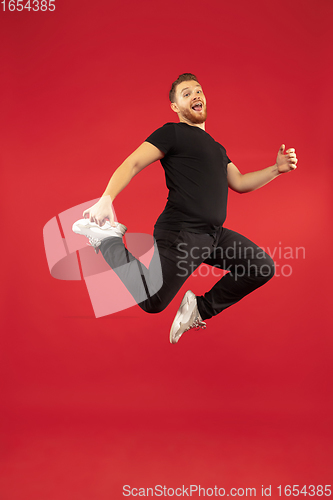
[{"x1": 258, "y1": 256, "x2": 275, "y2": 282}]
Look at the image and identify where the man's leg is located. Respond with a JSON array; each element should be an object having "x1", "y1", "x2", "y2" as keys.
[
  {"x1": 197, "y1": 227, "x2": 275, "y2": 320},
  {"x1": 100, "y1": 229, "x2": 215, "y2": 314}
]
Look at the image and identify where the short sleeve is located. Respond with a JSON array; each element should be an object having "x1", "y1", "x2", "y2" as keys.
[
  {"x1": 145, "y1": 123, "x2": 176, "y2": 155},
  {"x1": 219, "y1": 145, "x2": 232, "y2": 164}
]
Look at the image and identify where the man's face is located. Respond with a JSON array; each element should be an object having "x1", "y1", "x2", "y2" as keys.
[{"x1": 171, "y1": 80, "x2": 207, "y2": 125}]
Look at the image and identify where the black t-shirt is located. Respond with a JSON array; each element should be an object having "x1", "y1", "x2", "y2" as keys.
[{"x1": 145, "y1": 122, "x2": 231, "y2": 233}]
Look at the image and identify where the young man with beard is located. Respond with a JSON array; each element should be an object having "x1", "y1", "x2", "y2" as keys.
[{"x1": 72, "y1": 73, "x2": 298, "y2": 344}]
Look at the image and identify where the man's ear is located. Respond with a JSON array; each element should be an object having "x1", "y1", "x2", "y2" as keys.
[{"x1": 170, "y1": 102, "x2": 179, "y2": 113}]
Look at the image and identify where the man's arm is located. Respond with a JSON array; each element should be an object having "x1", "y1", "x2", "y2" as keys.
[
  {"x1": 83, "y1": 142, "x2": 164, "y2": 226},
  {"x1": 227, "y1": 145, "x2": 298, "y2": 193}
]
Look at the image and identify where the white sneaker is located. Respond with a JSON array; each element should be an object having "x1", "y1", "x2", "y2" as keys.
[
  {"x1": 169, "y1": 290, "x2": 206, "y2": 344},
  {"x1": 72, "y1": 218, "x2": 127, "y2": 253}
]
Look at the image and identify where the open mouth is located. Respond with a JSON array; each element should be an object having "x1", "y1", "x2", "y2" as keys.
[{"x1": 192, "y1": 102, "x2": 203, "y2": 112}]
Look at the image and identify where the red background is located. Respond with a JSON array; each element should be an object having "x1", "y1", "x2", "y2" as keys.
[{"x1": 1, "y1": 0, "x2": 333, "y2": 498}]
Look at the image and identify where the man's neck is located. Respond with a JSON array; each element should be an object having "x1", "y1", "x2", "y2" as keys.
[{"x1": 179, "y1": 116, "x2": 206, "y2": 131}]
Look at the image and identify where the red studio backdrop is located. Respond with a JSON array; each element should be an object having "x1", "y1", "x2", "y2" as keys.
[{"x1": 1, "y1": 0, "x2": 333, "y2": 499}]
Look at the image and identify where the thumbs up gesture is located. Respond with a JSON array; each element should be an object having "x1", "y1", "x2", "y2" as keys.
[{"x1": 276, "y1": 144, "x2": 298, "y2": 173}]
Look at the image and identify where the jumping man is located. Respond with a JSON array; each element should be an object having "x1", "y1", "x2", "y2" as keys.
[{"x1": 72, "y1": 73, "x2": 298, "y2": 343}]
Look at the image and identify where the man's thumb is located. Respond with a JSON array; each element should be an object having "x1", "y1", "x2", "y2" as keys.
[{"x1": 279, "y1": 144, "x2": 285, "y2": 154}]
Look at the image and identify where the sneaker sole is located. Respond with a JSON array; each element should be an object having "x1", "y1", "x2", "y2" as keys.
[
  {"x1": 72, "y1": 221, "x2": 127, "y2": 238},
  {"x1": 169, "y1": 290, "x2": 196, "y2": 344}
]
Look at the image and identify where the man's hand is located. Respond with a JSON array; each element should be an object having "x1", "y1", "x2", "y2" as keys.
[
  {"x1": 276, "y1": 144, "x2": 298, "y2": 173},
  {"x1": 80, "y1": 142, "x2": 164, "y2": 227},
  {"x1": 82, "y1": 195, "x2": 115, "y2": 227}
]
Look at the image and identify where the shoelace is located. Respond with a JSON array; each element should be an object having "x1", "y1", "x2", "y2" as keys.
[
  {"x1": 87, "y1": 236, "x2": 101, "y2": 247},
  {"x1": 185, "y1": 318, "x2": 207, "y2": 332},
  {"x1": 87, "y1": 236, "x2": 101, "y2": 254}
]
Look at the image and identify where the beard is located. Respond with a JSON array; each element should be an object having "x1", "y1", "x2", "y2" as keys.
[{"x1": 181, "y1": 105, "x2": 207, "y2": 124}]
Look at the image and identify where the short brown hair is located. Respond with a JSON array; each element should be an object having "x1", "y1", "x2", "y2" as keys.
[{"x1": 169, "y1": 73, "x2": 199, "y2": 103}]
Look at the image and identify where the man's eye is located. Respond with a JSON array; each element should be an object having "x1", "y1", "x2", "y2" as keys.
[{"x1": 197, "y1": 90, "x2": 202, "y2": 93}]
